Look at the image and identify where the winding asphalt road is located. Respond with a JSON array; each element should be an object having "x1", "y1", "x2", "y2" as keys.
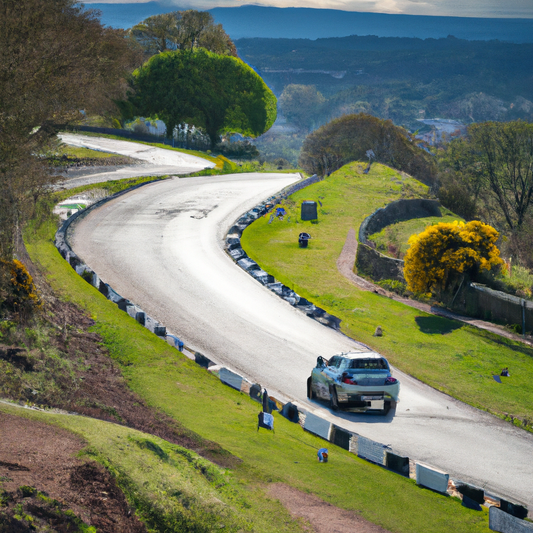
[
  {"x1": 57, "y1": 133, "x2": 214, "y2": 188},
  {"x1": 69, "y1": 172, "x2": 533, "y2": 510}
]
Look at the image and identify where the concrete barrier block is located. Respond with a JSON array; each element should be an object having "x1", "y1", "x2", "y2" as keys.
[
  {"x1": 304, "y1": 413, "x2": 331, "y2": 440},
  {"x1": 500, "y1": 500, "x2": 529, "y2": 520},
  {"x1": 249, "y1": 383, "x2": 262, "y2": 401},
  {"x1": 462, "y1": 495, "x2": 482, "y2": 511},
  {"x1": 281, "y1": 402, "x2": 299, "y2": 423},
  {"x1": 219, "y1": 367, "x2": 243, "y2": 391},
  {"x1": 332, "y1": 426, "x2": 352, "y2": 450},
  {"x1": 153, "y1": 325, "x2": 166, "y2": 337},
  {"x1": 455, "y1": 482, "x2": 485, "y2": 504},
  {"x1": 106, "y1": 285, "x2": 123, "y2": 304},
  {"x1": 490, "y1": 506, "x2": 533, "y2": 532},
  {"x1": 195, "y1": 352, "x2": 214, "y2": 368},
  {"x1": 385, "y1": 451, "x2": 409, "y2": 476},
  {"x1": 357, "y1": 436, "x2": 385, "y2": 465},
  {"x1": 416, "y1": 463, "x2": 449, "y2": 493},
  {"x1": 135, "y1": 312, "x2": 146, "y2": 326}
]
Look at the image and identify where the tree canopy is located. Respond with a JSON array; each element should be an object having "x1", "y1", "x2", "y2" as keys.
[
  {"x1": 0, "y1": 0, "x2": 139, "y2": 300},
  {"x1": 298, "y1": 113, "x2": 437, "y2": 183},
  {"x1": 403, "y1": 221, "x2": 503, "y2": 295},
  {"x1": 279, "y1": 85, "x2": 325, "y2": 132},
  {"x1": 129, "y1": 10, "x2": 237, "y2": 58},
  {"x1": 123, "y1": 49, "x2": 277, "y2": 147},
  {"x1": 438, "y1": 121, "x2": 533, "y2": 231}
]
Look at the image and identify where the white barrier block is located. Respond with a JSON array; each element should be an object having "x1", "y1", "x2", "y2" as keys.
[
  {"x1": 416, "y1": 463, "x2": 449, "y2": 493},
  {"x1": 219, "y1": 367, "x2": 243, "y2": 391},
  {"x1": 358, "y1": 436, "x2": 385, "y2": 464},
  {"x1": 304, "y1": 412, "x2": 332, "y2": 440},
  {"x1": 490, "y1": 506, "x2": 533, "y2": 532}
]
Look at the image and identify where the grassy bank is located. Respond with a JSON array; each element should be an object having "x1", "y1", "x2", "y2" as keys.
[
  {"x1": 368, "y1": 212, "x2": 462, "y2": 258},
  {"x1": 241, "y1": 161, "x2": 533, "y2": 430},
  {"x1": 20, "y1": 178, "x2": 489, "y2": 533},
  {"x1": 0, "y1": 403, "x2": 306, "y2": 533}
]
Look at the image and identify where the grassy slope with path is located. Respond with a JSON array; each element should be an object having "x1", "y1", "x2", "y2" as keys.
[
  {"x1": 17, "y1": 175, "x2": 489, "y2": 533},
  {"x1": 0, "y1": 402, "x2": 305, "y2": 533},
  {"x1": 241, "y1": 161, "x2": 533, "y2": 430}
]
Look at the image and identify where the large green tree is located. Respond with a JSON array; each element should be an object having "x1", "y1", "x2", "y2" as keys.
[
  {"x1": 129, "y1": 10, "x2": 237, "y2": 58},
  {"x1": 298, "y1": 113, "x2": 437, "y2": 182},
  {"x1": 0, "y1": 0, "x2": 139, "y2": 302},
  {"x1": 123, "y1": 49, "x2": 277, "y2": 147},
  {"x1": 439, "y1": 121, "x2": 533, "y2": 231}
]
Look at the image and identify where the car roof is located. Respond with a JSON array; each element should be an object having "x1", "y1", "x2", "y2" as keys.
[{"x1": 335, "y1": 352, "x2": 384, "y2": 360}]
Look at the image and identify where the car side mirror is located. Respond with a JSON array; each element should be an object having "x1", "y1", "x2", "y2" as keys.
[{"x1": 317, "y1": 356, "x2": 327, "y2": 368}]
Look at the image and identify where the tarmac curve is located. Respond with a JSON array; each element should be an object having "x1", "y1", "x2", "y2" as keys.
[
  {"x1": 69, "y1": 172, "x2": 533, "y2": 510},
  {"x1": 57, "y1": 133, "x2": 215, "y2": 189}
]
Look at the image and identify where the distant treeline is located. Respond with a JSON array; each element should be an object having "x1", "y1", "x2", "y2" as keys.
[{"x1": 237, "y1": 35, "x2": 533, "y2": 130}]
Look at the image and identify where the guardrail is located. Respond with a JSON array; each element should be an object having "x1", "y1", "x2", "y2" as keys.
[{"x1": 54, "y1": 174, "x2": 529, "y2": 529}]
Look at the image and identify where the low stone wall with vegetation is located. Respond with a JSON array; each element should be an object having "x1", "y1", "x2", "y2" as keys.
[{"x1": 356, "y1": 198, "x2": 441, "y2": 282}]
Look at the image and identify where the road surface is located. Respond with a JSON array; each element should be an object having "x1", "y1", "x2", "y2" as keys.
[
  {"x1": 57, "y1": 133, "x2": 214, "y2": 189},
  {"x1": 70, "y1": 173, "x2": 533, "y2": 509}
]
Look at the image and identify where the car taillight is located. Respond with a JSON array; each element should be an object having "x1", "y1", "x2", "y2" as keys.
[
  {"x1": 342, "y1": 373, "x2": 357, "y2": 385},
  {"x1": 385, "y1": 377, "x2": 397, "y2": 385}
]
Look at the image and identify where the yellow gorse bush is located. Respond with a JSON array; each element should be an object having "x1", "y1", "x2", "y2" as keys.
[
  {"x1": 403, "y1": 220, "x2": 503, "y2": 294},
  {"x1": 1, "y1": 259, "x2": 41, "y2": 315}
]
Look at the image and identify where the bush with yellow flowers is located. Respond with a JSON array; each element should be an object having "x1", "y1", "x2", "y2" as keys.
[
  {"x1": 403, "y1": 220, "x2": 503, "y2": 295},
  {"x1": 0, "y1": 259, "x2": 41, "y2": 318}
]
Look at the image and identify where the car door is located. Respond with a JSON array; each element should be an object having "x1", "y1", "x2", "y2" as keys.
[{"x1": 318, "y1": 356, "x2": 343, "y2": 398}]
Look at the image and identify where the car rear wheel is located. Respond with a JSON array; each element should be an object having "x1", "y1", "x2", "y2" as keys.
[
  {"x1": 307, "y1": 376, "x2": 316, "y2": 399},
  {"x1": 378, "y1": 401, "x2": 392, "y2": 416},
  {"x1": 329, "y1": 386, "x2": 339, "y2": 411}
]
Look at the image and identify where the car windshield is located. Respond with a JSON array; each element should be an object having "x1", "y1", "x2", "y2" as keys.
[{"x1": 350, "y1": 358, "x2": 388, "y2": 370}]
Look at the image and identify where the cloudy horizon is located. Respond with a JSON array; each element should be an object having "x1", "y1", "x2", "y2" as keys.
[{"x1": 83, "y1": 0, "x2": 533, "y2": 19}]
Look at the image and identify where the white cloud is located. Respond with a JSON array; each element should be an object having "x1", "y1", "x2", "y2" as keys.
[{"x1": 84, "y1": 0, "x2": 533, "y2": 18}]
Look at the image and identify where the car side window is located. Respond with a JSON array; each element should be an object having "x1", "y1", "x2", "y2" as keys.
[
  {"x1": 338, "y1": 358, "x2": 351, "y2": 372},
  {"x1": 328, "y1": 356, "x2": 342, "y2": 368}
]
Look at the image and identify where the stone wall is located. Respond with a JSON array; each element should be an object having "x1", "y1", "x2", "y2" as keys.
[
  {"x1": 356, "y1": 242, "x2": 405, "y2": 282},
  {"x1": 358, "y1": 198, "x2": 442, "y2": 244},
  {"x1": 356, "y1": 198, "x2": 441, "y2": 282}
]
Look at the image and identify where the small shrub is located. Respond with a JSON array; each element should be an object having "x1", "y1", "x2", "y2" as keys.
[{"x1": 377, "y1": 279, "x2": 408, "y2": 296}]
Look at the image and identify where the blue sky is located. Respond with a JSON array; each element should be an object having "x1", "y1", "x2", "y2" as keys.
[{"x1": 85, "y1": 0, "x2": 533, "y2": 18}]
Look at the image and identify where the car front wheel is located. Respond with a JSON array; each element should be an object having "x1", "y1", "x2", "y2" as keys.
[
  {"x1": 307, "y1": 376, "x2": 316, "y2": 399},
  {"x1": 329, "y1": 386, "x2": 339, "y2": 411}
]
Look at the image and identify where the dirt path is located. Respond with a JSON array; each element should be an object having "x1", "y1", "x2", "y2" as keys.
[
  {"x1": 268, "y1": 483, "x2": 392, "y2": 533},
  {"x1": 337, "y1": 228, "x2": 533, "y2": 346},
  {"x1": 0, "y1": 410, "x2": 146, "y2": 532}
]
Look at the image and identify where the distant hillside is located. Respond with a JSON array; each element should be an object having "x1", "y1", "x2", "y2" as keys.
[{"x1": 90, "y1": 3, "x2": 533, "y2": 43}]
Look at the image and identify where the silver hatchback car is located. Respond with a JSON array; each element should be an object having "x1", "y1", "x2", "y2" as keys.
[{"x1": 307, "y1": 351, "x2": 400, "y2": 414}]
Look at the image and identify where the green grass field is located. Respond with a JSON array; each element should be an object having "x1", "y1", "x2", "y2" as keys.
[
  {"x1": 241, "y1": 162, "x2": 533, "y2": 431},
  {"x1": 19, "y1": 174, "x2": 492, "y2": 532},
  {"x1": 368, "y1": 212, "x2": 463, "y2": 258}
]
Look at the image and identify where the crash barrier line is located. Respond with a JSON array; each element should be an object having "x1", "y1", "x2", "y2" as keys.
[
  {"x1": 55, "y1": 179, "x2": 529, "y2": 524},
  {"x1": 55, "y1": 178, "x2": 185, "y2": 352},
  {"x1": 221, "y1": 188, "x2": 530, "y2": 522},
  {"x1": 225, "y1": 183, "x2": 343, "y2": 332}
]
